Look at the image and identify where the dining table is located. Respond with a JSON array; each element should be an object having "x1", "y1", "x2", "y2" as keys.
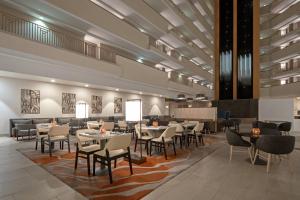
[
  {"x1": 141, "y1": 126, "x2": 168, "y2": 138},
  {"x1": 78, "y1": 129, "x2": 129, "y2": 150}
]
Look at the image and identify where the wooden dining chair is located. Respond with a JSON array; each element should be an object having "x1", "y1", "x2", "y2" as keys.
[
  {"x1": 43, "y1": 125, "x2": 70, "y2": 156},
  {"x1": 74, "y1": 129, "x2": 101, "y2": 175},
  {"x1": 134, "y1": 124, "x2": 153, "y2": 155},
  {"x1": 187, "y1": 122, "x2": 205, "y2": 147},
  {"x1": 149, "y1": 126, "x2": 177, "y2": 160},
  {"x1": 93, "y1": 134, "x2": 133, "y2": 184}
]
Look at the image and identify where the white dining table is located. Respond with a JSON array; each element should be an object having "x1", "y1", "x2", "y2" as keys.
[
  {"x1": 141, "y1": 126, "x2": 169, "y2": 131},
  {"x1": 78, "y1": 130, "x2": 129, "y2": 149},
  {"x1": 141, "y1": 126, "x2": 168, "y2": 138}
]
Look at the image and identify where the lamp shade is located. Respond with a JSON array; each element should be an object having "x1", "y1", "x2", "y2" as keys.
[{"x1": 125, "y1": 99, "x2": 142, "y2": 122}]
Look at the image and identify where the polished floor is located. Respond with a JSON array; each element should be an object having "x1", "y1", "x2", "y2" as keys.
[{"x1": 0, "y1": 134, "x2": 299, "y2": 200}]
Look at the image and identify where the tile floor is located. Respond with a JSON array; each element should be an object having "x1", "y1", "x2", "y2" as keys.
[{"x1": 0, "y1": 134, "x2": 299, "y2": 200}]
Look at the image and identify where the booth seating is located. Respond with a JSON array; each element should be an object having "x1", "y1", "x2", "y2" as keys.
[{"x1": 15, "y1": 124, "x2": 37, "y2": 140}]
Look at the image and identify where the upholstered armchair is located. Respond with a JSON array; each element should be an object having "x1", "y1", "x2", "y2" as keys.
[
  {"x1": 253, "y1": 135, "x2": 295, "y2": 173},
  {"x1": 226, "y1": 129, "x2": 252, "y2": 162}
]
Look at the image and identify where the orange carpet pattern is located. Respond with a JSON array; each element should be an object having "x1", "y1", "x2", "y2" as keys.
[{"x1": 18, "y1": 136, "x2": 222, "y2": 200}]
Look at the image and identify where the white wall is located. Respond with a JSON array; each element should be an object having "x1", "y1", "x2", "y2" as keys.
[
  {"x1": 0, "y1": 77, "x2": 166, "y2": 134},
  {"x1": 259, "y1": 98, "x2": 297, "y2": 133}
]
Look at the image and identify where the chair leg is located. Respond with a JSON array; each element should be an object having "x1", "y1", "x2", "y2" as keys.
[
  {"x1": 172, "y1": 139, "x2": 176, "y2": 156},
  {"x1": 49, "y1": 139, "x2": 52, "y2": 157},
  {"x1": 149, "y1": 141, "x2": 152, "y2": 156},
  {"x1": 194, "y1": 134, "x2": 198, "y2": 147},
  {"x1": 41, "y1": 139, "x2": 44, "y2": 153},
  {"x1": 67, "y1": 139, "x2": 70, "y2": 153},
  {"x1": 93, "y1": 155, "x2": 96, "y2": 176},
  {"x1": 145, "y1": 141, "x2": 149, "y2": 155},
  {"x1": 35, "y1": 138, "x2": 38, "y2": 150},
  {"x1": 248, "y1": 147, "x2": 253, "y2": 163},
  {"x1": 162, "y1": 139, "x2": 167, "y2": 160},
  {"x1": 134, "y1": 137, "x2": 138, "y2": 152},
  {"x1": 179, "y1": 136, "x2": 182, "y2": 149},
  {"x1": 86, "y1": 154, "x2": 91, "y2": 175},
  {"x1": 252, "y1": 149, "x2": 259, "y2": 165},
  {"x1": 267, "y1": 153, "x2": 271, "y2": 173},
  {"x1": 74, "y1": 146, "x2": 79, "y2": 170},
  {"x1": 114, "y1": 159, "x2": 117, "y2": 168},
  {"x1": 107, "y1": 159, "x2": 113, "y2": 184},
  {"x1": 229, "y1": 145, "x2": 233, "y2": 161},
  {"x1": 128, "y1": 147, "x2": 133, "y2": 175}
]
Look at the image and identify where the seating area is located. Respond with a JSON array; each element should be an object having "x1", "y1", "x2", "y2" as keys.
[
  {"x1": 9, "y1": 116, "x2": 215, "y2": 185},
  {"x1": 225, "y1": 120, "x2": 296, "y2": 173}
]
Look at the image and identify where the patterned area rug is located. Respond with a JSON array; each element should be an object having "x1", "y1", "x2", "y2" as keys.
[{"x1": 18, "y1": 135, "x2": 224, "y2": 200}]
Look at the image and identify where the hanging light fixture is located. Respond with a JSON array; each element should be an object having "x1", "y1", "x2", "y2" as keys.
[
  {"x1": 177, "y1": 94, "x2": 186, "y2": 100},
  {"x1": 195, "y1": 94, "x2": 205, "y2": 100}
]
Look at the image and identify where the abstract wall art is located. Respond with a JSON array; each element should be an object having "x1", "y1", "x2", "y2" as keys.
[{"x1": 21, "y1": 89, "x2": 40, "y2": 114}]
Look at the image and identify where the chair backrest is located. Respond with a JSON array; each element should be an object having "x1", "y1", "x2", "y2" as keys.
[
  {"x1": 118, "y1": 120, "x2": 127, "y2": 128},
  {"x1": 134, "y1": 123, "x2": 147, "y2": 138},
  {"x1": 225, "y1": 129, "x2": 246, "y2": 146},
  {"x1": 105, "y1": 134, "x2": 131, "y2": 151},
  {"x1": 15, "y1": 124, "x2": 36, "y2": 130},
  {"x1": 101, "y1": 122, "x2": 114, "y2": 131},
  {"x1": 175, "y1": 124, "x2": 184, "y2": 132},
  {"x1": 256, "y1": 135, "x2": 295, "y2": 155},
  {"x1": 192, "y1": 122, "x2": 204, "y2": 133},
  {"x1": 48, "y1": 125, "x2": 69, "y2": 137},
  {"x1": 257, "y1": 121, "x2": 277, "y2": 130},
  {"x1": 75, "y1": 129, "x2": 95, "y2": 150},
  {"x1": 168, "y1": 121, "x2": 178, "y2": 126},
  {"x1": 278, "y1": 122, "x2": 292, "y2": 132},
  {"x1": 159, "y1": 126, "x2": 176, "y2": 140},
  {"x1": 260, "y1": 128, "x2": 281, "y2": 136},
  {"x1": 87, "y1": 121, "x2": 99, "y2": 129}
]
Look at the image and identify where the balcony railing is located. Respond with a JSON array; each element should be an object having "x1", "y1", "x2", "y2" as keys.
[
  {"x1": 168, "y1": 71, "x2": 193, "y2": 87},
  {"x1": 0, "y1": 11, "x2": 116, "y2": 63}
]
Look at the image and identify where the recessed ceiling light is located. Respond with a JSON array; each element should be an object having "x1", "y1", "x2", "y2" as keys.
[
  {"x1": 139, "y1": 92, "x2": 143, "y2": 95},
  {"x1": 51, "y1": 79, "x2": 55, "y2": 83},
  {"x1": 115, "y1": 88, "x2": 119, "y2": 91},
  {"x1": 85, "y1": 84, "x2": 89, "y2": 87}
]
